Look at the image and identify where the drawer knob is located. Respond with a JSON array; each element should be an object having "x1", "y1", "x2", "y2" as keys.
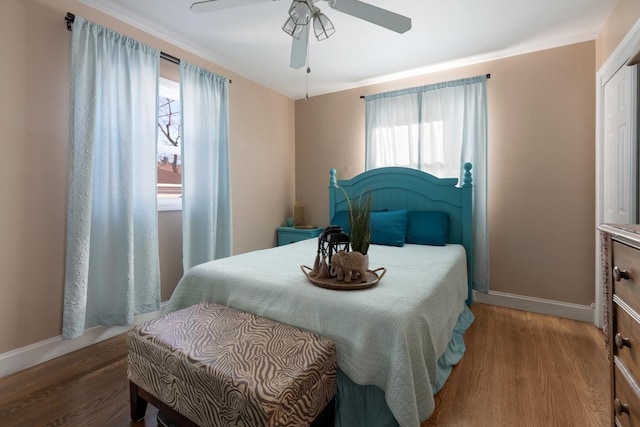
[
  {"x1": 615, "y1": 333, "x2": 632, "y2": 350},
  {"x1": 615, "y1": 398, "x2": 630, "y2": 416},
  {"x1": 614, "y1": 266, "x2": 630, "y2": 282}
]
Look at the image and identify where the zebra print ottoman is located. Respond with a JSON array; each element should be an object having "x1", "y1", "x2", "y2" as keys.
[{"x1": 127, "y1": 301, "x2": 337, "y2": 427}]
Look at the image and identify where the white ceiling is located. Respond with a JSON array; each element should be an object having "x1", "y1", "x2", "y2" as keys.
[{"x1": 79, "y1": 0, "x2": 617, "y2": 100}]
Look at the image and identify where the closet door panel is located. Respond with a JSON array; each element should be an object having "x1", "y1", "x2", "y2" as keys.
[{"x1": 603, "y1": 64, "x2": 636, "y2": 225}]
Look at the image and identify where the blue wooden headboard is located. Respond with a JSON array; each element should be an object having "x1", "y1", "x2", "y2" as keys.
[{"x1": 328, "y1": 164, "x2": 474, "y2": 303}]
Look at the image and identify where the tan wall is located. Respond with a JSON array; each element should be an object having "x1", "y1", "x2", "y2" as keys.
[
  {"x1": 296, "y1": 42, "x2": 596, "y2": 306},
  {"x1": 0, "y1": 0, "x2": 295, "y2": 354},
  {"x1": 596, "y1": 0, "x2": 640, "y2": 69}
]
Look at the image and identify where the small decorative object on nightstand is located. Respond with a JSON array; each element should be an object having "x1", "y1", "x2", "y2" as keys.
[
  {"x1": 277, "y1": 226, "x2": 323, "y2": 246},
  {"x1": 293, "y1": 199, "x2": 304, "y2": 226}
]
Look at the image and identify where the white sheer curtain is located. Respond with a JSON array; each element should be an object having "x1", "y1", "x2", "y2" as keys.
[
  {"x1": 180, "y1": 62, "x2": 232, "y2": 270},
  {"x1": 365, "y1": 75, "x2": 489, "y2": 292},
  {"x1": 63, "y1": 17, "x2": 161, "y2": 339}
]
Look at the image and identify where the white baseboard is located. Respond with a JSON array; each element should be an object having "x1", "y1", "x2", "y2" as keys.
[
  {"x1": 0, "y1": 305, "x2": 165, "y2": 379},
  {"x1": 472, "y1": 290, "x2": 594, "y2": 324}
]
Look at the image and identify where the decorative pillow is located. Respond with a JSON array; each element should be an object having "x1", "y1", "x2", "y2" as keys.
[
  {"x1": 330, "y1": 210, "x2": 350, "y2": 235},
  {"x1": 405, "y1": 211, "x2": 450, "y2": 246},
  {"x1": 370, "y1": 210, "x2": 409, "y2": 247}
]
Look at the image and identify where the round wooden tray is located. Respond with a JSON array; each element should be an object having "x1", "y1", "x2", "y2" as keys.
[{"x1": 300, "y1": 265, "x2": 386, "y2": 291}]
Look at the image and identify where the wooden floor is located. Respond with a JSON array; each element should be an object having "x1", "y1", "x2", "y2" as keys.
[
  {"x1": 0, "y1": 303, "x2": 609, "y2": 427},
  {"x1": 423, "y1": 304, "x2": 610, "y2": 427}
]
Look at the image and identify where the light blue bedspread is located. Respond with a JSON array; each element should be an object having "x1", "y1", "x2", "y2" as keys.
[{"x1": 164, "y1": 239, "x2": 470, "y2": 427}]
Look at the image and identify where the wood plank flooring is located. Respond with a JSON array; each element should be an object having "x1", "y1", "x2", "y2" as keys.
[
  {"x1": 0, "y1": 303, "x2": 609, "y2": 426},
  {"x1": 0, "y1": 332, "x2": 155, "y2": 427},
  {"x1": 423, "y1": 304, "x2": 609, "y2": 426}
]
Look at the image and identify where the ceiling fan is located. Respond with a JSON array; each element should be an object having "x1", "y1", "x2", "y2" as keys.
[{"x1": 189, "y1": 0, "x2": 412, "y2": 69}]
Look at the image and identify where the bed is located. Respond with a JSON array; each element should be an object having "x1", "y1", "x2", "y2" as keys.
[{"x1": 164, "y1": 165, "x2": 475, "y2": 427}]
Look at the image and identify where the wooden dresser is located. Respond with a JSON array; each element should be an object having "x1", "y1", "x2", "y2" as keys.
[{"x1": 600, "y1": 224, "x2": 640, "y2": 427}]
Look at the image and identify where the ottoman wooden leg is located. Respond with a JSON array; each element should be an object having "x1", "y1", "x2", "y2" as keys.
[
  {"x1": 129, "y1": 380, "x2": 199, "y2": 427},
  {"x1": 311, "y1": 396, "x2": 336, "y2": 427},
  {"x1": 129, "y1": 381, "x2": 148, "y2": 421}
]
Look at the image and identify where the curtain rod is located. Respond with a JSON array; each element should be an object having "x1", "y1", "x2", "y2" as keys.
[
  {"x1": 359, "y1": 73, "x2": 491, "y2": 99},
  {"x1": 65, "y1": 13, "x2": 179, "y2": 64},
  {"x1": 64, "y1": 13, "x2": 231, "y2": 82}
]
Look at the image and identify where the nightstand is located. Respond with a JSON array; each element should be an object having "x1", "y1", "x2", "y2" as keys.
[{"x1": 277, "y1": 226, "x2": 324, "y2": 246}]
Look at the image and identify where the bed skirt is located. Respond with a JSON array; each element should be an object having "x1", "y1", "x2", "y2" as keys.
[{"x1": 335, "y1": 304, "x2": 475, "y2": 427}]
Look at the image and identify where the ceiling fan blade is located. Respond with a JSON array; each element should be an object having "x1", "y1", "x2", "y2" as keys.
[
  {"x1": 190, "y1": 0, "x2": 275, "y2": 13},
  {"x1": 329, "y1": 0, "x2": 411, "y2": 33},
  {"x1": 290, "y1": 25, "x2": 309, "y2": 69}
]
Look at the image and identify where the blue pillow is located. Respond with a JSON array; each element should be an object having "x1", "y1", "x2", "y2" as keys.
[
  {"x1": 370, "y1": 210, "x2": 409, "y2": 247},
  {"x1": 406, "y1": 211, "x2": 450, "y2": 246},
  {"x1": 330, "y1": 210, "x2": 350, "y2": 235}
]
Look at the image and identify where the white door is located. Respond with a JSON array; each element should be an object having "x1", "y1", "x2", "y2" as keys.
[{"x1": 603, "y1": 64, "x2": 637, "y2": 224}]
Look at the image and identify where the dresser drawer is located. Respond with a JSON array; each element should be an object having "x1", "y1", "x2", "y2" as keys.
[
  {"x1": 613, "y1": 241, "x2": 640, "y2": 311},
  {"x1": 615, "y1": 301, "x2": 640, "y2": 383},
  {"x1": 615, "y1": 361, "x2": 640, "y2": 427}
]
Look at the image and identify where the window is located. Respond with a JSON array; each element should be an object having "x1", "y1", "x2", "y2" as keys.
[
  {"x1": 369, "y1": 120, "x2": 446, "y2": 175},
  {"x1": 157, "y1": 77, "x2": 182, "y2": 211},
  {"x1": 365, "y1": 75, "x2": 489, "y2": 292}
]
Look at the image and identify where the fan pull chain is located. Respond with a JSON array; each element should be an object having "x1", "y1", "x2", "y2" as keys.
[
  {"x1": 305, "y1": 30, "x2": 310, "y2": 100},
  {"x1": 305, "y1": 66, "x2": 310, "y2": 100}
]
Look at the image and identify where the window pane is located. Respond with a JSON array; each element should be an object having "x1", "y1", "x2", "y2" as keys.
[
  {"x1": 157, "y1": 78, "x2": 181, "y2": 205},
  {"x1": 370, "y1": 123, "x2": 420, "y2": 169}
]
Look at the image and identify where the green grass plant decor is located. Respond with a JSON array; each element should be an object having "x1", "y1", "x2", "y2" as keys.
[{"x1": 340, "y1": 189, "x2": 372, "y2": 255}]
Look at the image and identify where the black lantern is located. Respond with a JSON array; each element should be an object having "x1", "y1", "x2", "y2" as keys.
[
  {"x1": 319, "y1": 226, "x2": 350, "y2": 264},
  {"x1": 309, "y1": 226, "x2": 350, "y2": 279}
]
